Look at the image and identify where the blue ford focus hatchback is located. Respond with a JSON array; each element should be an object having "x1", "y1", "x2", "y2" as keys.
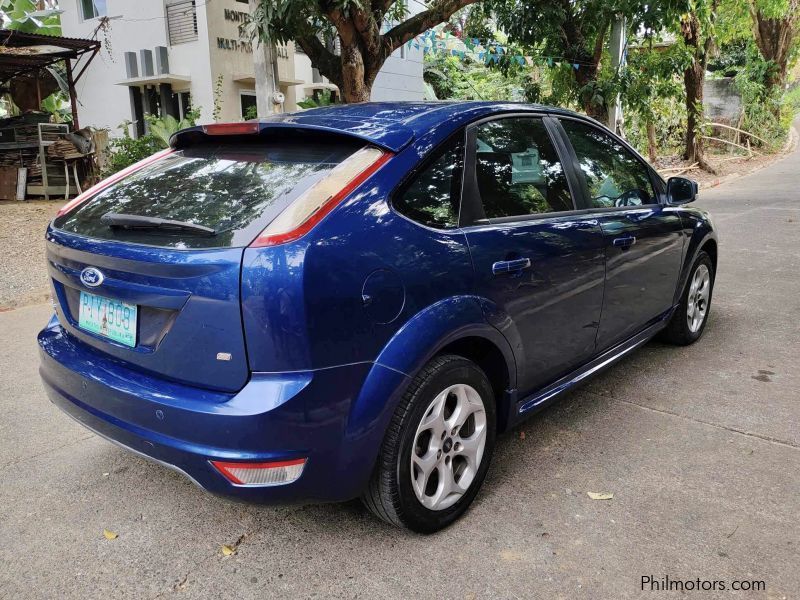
[{"x1": 39, "y1": 102, "x2": 717, "y2": 532}]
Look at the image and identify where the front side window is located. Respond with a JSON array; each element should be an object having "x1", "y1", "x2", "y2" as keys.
[
  {"x1": 560, "y1": 119, "x2": 656, "y2": 208},
  {"x1": 472, "y1": 117, "x2": 573, "y2": 219},
  {"x1": 393, "y1": 136, "x2": 463, "y2": 229},
  {"x1": 80, "y1": 0, "x2": 107, "y2": 19}
]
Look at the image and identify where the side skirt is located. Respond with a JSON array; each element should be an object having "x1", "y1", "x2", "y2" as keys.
[{"x1": 511, "y1": 309, "x2": 674, "y2": 424}]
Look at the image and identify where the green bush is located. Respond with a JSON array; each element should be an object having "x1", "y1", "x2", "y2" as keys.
[
  {"x1": 103, "y1": 110, "x2": 200, "y2": 176},
  {"x1": 785, "y1": 85, "x2": 800, "y2": 116},
  {"x1": 103, "y1": 123, "x2": 163, "y2": 177}
]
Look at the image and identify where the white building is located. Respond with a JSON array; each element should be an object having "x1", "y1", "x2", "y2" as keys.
[{"x1": 60, "y1": 0, "x2": 425, "y2": 137}]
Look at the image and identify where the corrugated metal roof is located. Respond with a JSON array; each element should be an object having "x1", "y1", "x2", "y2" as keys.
[{"x1": 0, "y1": 29, "x2": 100, "y2": 83}]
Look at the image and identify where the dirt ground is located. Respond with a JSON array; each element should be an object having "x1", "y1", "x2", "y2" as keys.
[
  {"x1": 0, "y1": 200, "x2": 62, "y2": 310},
  {"x1": 655, "y1": 127, "x2": 798, "y2": 188}
]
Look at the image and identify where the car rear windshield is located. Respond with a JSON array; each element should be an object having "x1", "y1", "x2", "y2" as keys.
[{"x1": 53, "y1": 139, "x2": 363, "y2": 249}]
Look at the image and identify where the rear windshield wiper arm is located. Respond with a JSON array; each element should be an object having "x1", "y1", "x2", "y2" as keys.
[{"x1": 101, "y1": 213, "x2": 217, "y2": 237}]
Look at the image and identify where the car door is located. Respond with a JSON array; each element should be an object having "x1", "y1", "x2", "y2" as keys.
[
  {"x1": 461, "y1": 115, "x2": 606, "y2": 395},
  {"x1": 555, "y1": 117, "x2": 685, "y2": 351}
]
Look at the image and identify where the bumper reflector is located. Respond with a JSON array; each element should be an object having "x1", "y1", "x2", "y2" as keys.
[{"x1": 210, "y1": 458, "x2": 306, "y2": 487}]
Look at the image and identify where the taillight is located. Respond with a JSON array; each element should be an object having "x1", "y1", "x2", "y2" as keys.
[
  {"x1": 249, "y1": 147, "x2": 392, "y2": 247},
  {"x1": 211, "y1": 458, "x2": 306, "y2": 486},
  {"x1": 56, "y1": 148, "x2": 173, "y2": 217},
  {"x1": 202, "y1": 122, "x2": 260, "y2": 136}
]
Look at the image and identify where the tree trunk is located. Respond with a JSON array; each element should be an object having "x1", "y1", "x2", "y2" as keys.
[
  {"x1": 680, "y1": 9, "x2": 717, "y2": 174},
  {"x1": 683, "y1": 59, "x2": 704, "y2": 164},
  {"x1": 749, "y1": 4, "x2": 798, "y2": 96},
  {"x1": 646, "y1": 120, "x2": 658, "y2": 163},
  {"x1": 339, "y1": 41, "x2": 370, "y2": 103},
  {"x1": 574, "y1": 64, "x2": 607, "y2": 122}
]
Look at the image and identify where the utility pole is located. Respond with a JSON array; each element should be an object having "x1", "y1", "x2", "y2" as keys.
[
  {"x1": 249, "y1": 0, "x2": 280, "y2": 117},
  {"x1": 608, "y1": 15, "x2": 626, "y2": 134}
]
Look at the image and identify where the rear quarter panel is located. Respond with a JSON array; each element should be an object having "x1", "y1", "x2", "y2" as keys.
[{"x1": 241, "y1": 134, "x2": 480, "y2": 374}]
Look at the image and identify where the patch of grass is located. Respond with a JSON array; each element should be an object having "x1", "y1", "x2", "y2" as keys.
[{"x1": 785, "y1": 85, "x2": 800, "y2": 117}]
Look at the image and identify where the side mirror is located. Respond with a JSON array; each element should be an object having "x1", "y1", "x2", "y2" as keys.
[{"x1": 667, "y1": 176, "x2": 698, "y2": 205}]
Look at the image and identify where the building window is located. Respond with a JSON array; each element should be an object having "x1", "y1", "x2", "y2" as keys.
[
  {"x1": 240, "y1": 91, "x2": 257, "y2": 120},
  {"x1": 167, "y1": 0, "x2": 199, "y2": 45},
  {"x1": 80, "y1": 0, "x2": 107, "y2": 20}
]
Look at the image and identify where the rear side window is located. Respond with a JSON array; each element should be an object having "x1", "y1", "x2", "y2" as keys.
[
  {"x1": 54, "y1": 140, "x2": 362, "y2": 249},
  {"x1": 393, "y1": 136, "x2": 463, "y2": 229},
  {"x1": 473, "y1": 117, "x2": 573, "y2": 219},
  {"x1": 560, "y1": 119, "x2": 656, "y2": 208}
]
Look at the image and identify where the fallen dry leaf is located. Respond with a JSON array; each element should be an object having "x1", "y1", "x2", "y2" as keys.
[
  {"x1": 221, "y1": 544, "x2": 235, "y2": 556},
  {"x1": 587, "y1": 492, "x2": 613, "y2": 500},
  {"x1": 103, "y1": 529, "x2": 118, "y2": 540}
]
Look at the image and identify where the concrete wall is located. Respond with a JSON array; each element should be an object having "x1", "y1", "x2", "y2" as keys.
[
  {"x1": 704, "y1": 77, "x2": 742, "y2": 124},
  {"x1": 205, "y1": 0, "x2": 256, "y2": 122},
  {"x1": 371, "y1": 45, "x2": 425, "y2": 101}
]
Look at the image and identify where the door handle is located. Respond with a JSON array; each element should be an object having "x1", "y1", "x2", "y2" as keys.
[
  {"x1": 612, "y1": 235, "x2": 637, "y2": 248},
  {"x1": 492, "y1": 257, "x2": 532, "y2": 275}
]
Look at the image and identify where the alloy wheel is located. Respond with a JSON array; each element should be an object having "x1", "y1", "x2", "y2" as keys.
[
  {"x1": 687, "y1": 263, "x2": 711, "y2": 333},
  {"x1": 410, "y1": 383, "x2": 487, "y2": 511}
]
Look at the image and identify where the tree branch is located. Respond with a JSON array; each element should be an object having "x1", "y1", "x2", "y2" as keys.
[
  {"x1": 380, "y1": 0, "x2": 478, "y2": 57},
  {"x1": 351, "y1": 5, "x2": 381, "y2": 61},
  {"x1": 327, "y1": 7, "x2": 359, "y2": 47},
  {"x1": 295, "y1": 34, "x2": 342, "y2": 88}
]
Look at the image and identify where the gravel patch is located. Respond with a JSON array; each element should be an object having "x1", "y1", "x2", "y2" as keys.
[{"x1": 0, "y1": 200, "x2": 61, "y2": 310}]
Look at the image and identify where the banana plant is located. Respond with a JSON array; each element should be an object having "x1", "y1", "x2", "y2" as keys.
[
  {"x1": 0, "y1": 0, "x2": 62, "y2": 35},
  {"x1": 145, "y1": 111, "x2": 202, "y2": 148}
]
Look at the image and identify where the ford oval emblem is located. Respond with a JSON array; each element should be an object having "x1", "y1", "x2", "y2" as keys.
[{"x1": 80, "y1": 267, "x2": 104, "y2": 288}]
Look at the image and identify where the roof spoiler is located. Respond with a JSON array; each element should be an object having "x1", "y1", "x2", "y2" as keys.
[{"x1": 170, "y1": 117, "x2": 415, "y2": 154}]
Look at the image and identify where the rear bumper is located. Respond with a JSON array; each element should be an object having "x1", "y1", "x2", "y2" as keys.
[{"x1": 38, "y1": 315, "x2": 406, "y2": 504}]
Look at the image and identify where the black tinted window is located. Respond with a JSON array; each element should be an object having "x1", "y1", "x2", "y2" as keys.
[
  {"x1": 393, "y1": 136, "x2": 463, "y2": 229},
  {"x1": 473, "y1": 118, "x2": 573, "y2": 219},
  {"x1": 561, "y1": 119, "x2": 656, "y2": 208},
  {"x1": 54, "y1": 140, "x2": 361, "y2": 249}
]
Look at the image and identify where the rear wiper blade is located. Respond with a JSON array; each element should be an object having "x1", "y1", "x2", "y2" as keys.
[{"x1": 101, "y1": 213, "x2": 216, "y2": 236}]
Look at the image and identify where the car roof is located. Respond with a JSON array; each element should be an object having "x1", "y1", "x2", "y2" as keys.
[
  {"x1": 171, "y1": 102, "x2": 586, "y2": 154},
  {"x1": 259, "y1": 101, "x2": 583, "y2": 152}
]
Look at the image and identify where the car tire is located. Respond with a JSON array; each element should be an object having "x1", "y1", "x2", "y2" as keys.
[
  {"x1": 660, "y1": 251, "x2": 714, "y2": 345},
  {"x1": 362, "y1": 355, "x2": 496, "y2": 533}
]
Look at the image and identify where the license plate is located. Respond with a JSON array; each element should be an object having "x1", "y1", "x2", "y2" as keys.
[{"x1": 78, "y1": 291, "x2": 137, "y2": 348}]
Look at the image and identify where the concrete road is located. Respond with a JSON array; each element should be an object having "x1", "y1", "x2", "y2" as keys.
[{"x1": 1, "y1": 138, "x2": 799, "y2": 599}]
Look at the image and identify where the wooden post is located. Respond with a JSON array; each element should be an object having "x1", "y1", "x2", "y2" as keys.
[
  {"x1": 65, "y1": 59, "x2": 79, "y2": 130},
  {"x1": 35, "y1": 71, "x2": 42, "y2": 108}
]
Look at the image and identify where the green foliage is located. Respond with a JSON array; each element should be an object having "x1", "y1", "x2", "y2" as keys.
[
  {"x1": 786, "y1": 85, "x2": 800, "y2": 115},
  {"x1": 734, "y1": 62, "x2": 790, "y2": 150},
  {"x1": 104, "y1": 110, "x2": 201, "y2": 176},
  {"x1": 0, "y1": 0, "x2": 61, "y2": 35},
  {"x1": 40, "y1": 92, "x2": 73, "y2": 124},
  {"x1": 618, "y1": 44, "x2": 688, "y2": 156},
  {"x1": 708, "y1": 40, "x2": 750, "y2": 76},
  {"x1": 489, "y1": 0, "x2": 691, "y2": 117},
  {"x1": 424, "y1": 53, "x2": 528, "y2": 101},
  {"x1": 144, "y1": 110, "x2": 202, "y2": 148},
  {"x1": 104, "y1": 125, "x2": 163, "y2": 177},
  {"x1": 212, "y1": 75, "x2": 224, "y2": 122},
  {"x1": 244, "y1": 104, "x2": 259, "y2": 120},
  {"x1": 297, "y1": 90, "x2": 338, "y2": 109}
]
